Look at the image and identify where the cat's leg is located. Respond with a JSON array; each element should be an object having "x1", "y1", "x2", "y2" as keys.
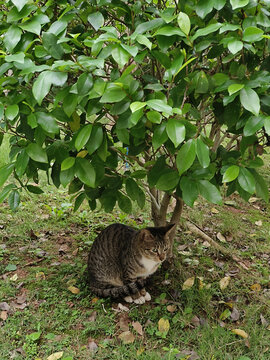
[{"x1": 139, "y1": 288, "x2": 151, "y2": 302}]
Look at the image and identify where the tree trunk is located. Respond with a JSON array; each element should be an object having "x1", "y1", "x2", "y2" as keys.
[{"x1": 150, "y1": 190, "x2": 184, "y2": 260}]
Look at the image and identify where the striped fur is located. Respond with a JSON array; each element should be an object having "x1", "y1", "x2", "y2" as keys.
[{"x1": 87, "y1": 223, "x2": 175, "y2": 300}]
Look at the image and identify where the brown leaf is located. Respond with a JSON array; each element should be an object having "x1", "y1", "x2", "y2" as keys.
[
  {"x1": 10, "y1": 301, "x2": 28, "y2": 310},
  {"x1": 72, "y1": 248, "x2": 79, "y2": 256},
  {"x1": 29, "y1": 229, "x2": 38, "y2": 240},
  {"x1": 88, "y1": 311, "x2": 97, "y2": 322},
  {"x1": 68, "y1": 286, "x2": 80, "y2": 294},
  {"x1": 87, "y1": 340, "x2": 98, "y2": 353},
  {"x1": 166, "y1": 305, "x2": 176, "y2": 313},
  {"x1": 231, "y1": 329, "x2": 249, "y2": 338},
  {"x1": 17, "y1": 293, "x2": 27, "y2": 305},
  {"x1": 158, "y1": 318, "x2": 170, "y2": 335},
  {"x1": 132, "y1": 321, "x2": 143, "y2": 336},
  {"x1": 190, "y1": 315, "x2": 200, "y2": 327},
  {"x1": 0, "y1": 311, "x2": 8, "y2": 321},
  {"x1": 118, "y1": 313, "x2": 130, "y2": 331},
  {"x1": 219, "y1": 276, "x2": 231, "y2": 290},
  {"x1": 0, "y1": 302, "x2": 10, "y2": 311},
  {"x1": 59, "y1": 244, "x2": 69, "y2": 254},
  {"x1": 118, "y1": 331, "x2": 135, "y2": 344},
  {"x1": 230, "y1": 307, "x2": 240, "y2": 321}
]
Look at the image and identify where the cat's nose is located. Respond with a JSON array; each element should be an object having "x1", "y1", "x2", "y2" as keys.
[{"x1": 159, "y1": 254, "x2": 165, "y2": 261}]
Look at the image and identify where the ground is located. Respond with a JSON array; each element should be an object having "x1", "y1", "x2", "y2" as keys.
[{"x1": 0, "y1": 153, "x2": 269, "y2": 360}]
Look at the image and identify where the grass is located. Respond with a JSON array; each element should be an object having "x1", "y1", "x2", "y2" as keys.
[{"x1": 0, "y1": 152, "x2": 269, "y2": 359}]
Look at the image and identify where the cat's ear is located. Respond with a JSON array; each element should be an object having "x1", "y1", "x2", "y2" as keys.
[
  {"x1": 164, "y1": 223, "x2": 176, "y2": 236},
  {"x1": 139, "y1": 229, "x2": 155, "y2": 242}
]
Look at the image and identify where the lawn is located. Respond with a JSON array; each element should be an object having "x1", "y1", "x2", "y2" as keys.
[{"x1": 0, "y1": 142, "x2": 269, "y2": 360}]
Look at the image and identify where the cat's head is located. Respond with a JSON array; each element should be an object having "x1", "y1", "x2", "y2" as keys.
[{"x1": 138, "y1": 224, "x2": 175, "y2": 262}]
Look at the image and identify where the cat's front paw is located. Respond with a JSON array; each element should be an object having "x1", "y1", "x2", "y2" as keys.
[
  {"x1": 134, "y1": 296, "x2": 146, "y2": 304},
  {"x1": 124, "y1": 296, "x2": 133, "y2": 303},
  {"x1": 144, "y1": 292, "x2": 151, "y2": 301}
]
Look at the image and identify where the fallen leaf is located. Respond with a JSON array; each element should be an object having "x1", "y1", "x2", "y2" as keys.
[
  {"x1": 255, "y1": 220, "x2": 262, "y2": 226},
  {"x1": 87, "y1": 340, "x2": 98, "y2": 353},
  {"x1": 166, "y1": 305, "x2": 176, "y2": 313},
  {"x1": 132, "y1": 321, "x2": 143, "y2": 336},
  {"x1": 0, "y1": 302, "x2": 10, "y2": 311},
  {"x1": 10, "y1": 301, "x2": 28, "y2": 310},
  {"x1": 217, "y1": 232, "x2": 226, "y2": 243},
  {"x1": 260, "y1": 314, "x2": 269, "y2": 327},
  {"x1": 36, "y1": 272, "x2": 46, "y2": 280},
  {"x1": 136, "y1": 347, "x2": 145, "y2": 356},
  {"x1": 158, "y1": 318, "x2": 170, "y2": 335},
  {"x1": 211, "y1": 207, "x2": 219, "y2": 214},
  {"x1": 88, "y1": 311, "x2": 97, "y2": 322},
  {"x1": 226, "y1": 234, "x2": 233, "y2": 242},
  {"x1": 91, "y1": 297, "x2": 99, "y2": 304},
  {"x1": 68, "y1": 286, "x2": 80, "y2": 294},
  {"x1": 16, "y1": 293, "x2": 27, "y2": 304},
  {"x1": 220, "y1": 276, "x2": 231, "y2": 290},
  {"x1": 220, "y1": 309, "x2": 231, "y2": 321},
  {"x1": 59, "y1": 244, "x2": 69, "y2": 254},
  {"x1": 47, "y1": 351, "x2": 64, "y2": 360},
  {"x1": 177, "y1": 350, "x2": 199, "y2": 360},
  {"x1": 250, "y1": 283, "x2": 261, "y2": 292},
  {"x1": 249, "y1": 197, "x2": 259, "y2": 203},
  {"x1": 118, "y1": 313, "x2": 130, "y2": 331},
  {"x1": 190, "y1": 315, "x2": 200, "y2": 327},
  {"x1": 224, "y1": 200, "x2": 237, "y2": 207},
  {"x1": 114, "y1": 303, "x2": 129, "y2": 312},
  {"x1": 230, "y1": 307, "x2": 240, "y2": 321},
  {"x1": 231, "y1": 329, "x2": 249, "y2": 338},
  {"x1": 72, "y1": 248, "x2": 79, "y2": 256},
  {"x1": 10, "y1": 273, "x2": 18, "y2": 281},
  {"x1": 182, "y1": 277, "x2": 195, "y2": 290},
  {"x1": 0, "y1": 311, "x2": 8, "y2": 321},
  {"x1": 118, "y1": 331, "x2": 135, "y2": 344}
]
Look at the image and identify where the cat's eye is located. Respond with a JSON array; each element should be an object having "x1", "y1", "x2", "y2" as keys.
[{"x1": 152, "y1": 249, "x2": 158, "y2": 253}]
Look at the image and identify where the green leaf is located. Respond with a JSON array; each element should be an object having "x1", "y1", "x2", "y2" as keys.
[
  {"x1": 117, "y1": 193, "x2": 132, "y2": 214},
  {"x1": 75, "y1": 124, "x2": 92, "y2": 151},
  {"x1": 238, "y1": 168, "x2": 255, "y2": 194},
  {"x1": 197, "y1": 180, "x2": 222, "y2": 204},
  {"x1": 196, "y1": 0, "x2": 214, "y2": 19},
  {"x1": 228, "y1": 83, "x2": 244, "y2": 95},
  {"x1": 154, "y1": 26, "x2": 185, "y2": 37},
  {"x1": 166, "y1": 119, "x2": 185, "y2": 147},
  {"x1": 0, "y1": 184, "x2": 15, "y2": 204},
  {"x1": 243, "y1": 116, "x2": 264, "y2": 137},
  {"x1": 148, "y1": 156, "x2": 166, "y2": 188},
  {"x1": 146, "y1": 100, "x2": 172, "y2": 115},
  {"x1": 264, "y1": 117, "x2": 270, "y2": 135},
  {"x1": 230, "y1": 0, "x2": 249, "y2": 9},
  {"x1": 176, "y1": 139, "x2": 196, "y2": 176},
  {"x1": 152, "y1": 124, "x2": 168, "y2": 150},
  {"x1": 26, "y1": 185, "x2": 44, "y2": 194},
  {"x1": 228, "y1": 40, "x2": 243, "y2": 54},
  {"x1": 63, "y1": 93, "x2": 78, "y2": 118},
  {"x1": 180, "y1": 177, "x2": 199, "y2": 207},
  {"x1": 4, "y1": 25, "x2": 22, "y2": 51},
  {"x1": 61, "y1": 157, "x2": 75, "y2": 171},
  {"x1": 112, "y1": 46, "x2": 130, "y2": 69},
  {"x1": 60, "y1": 167, "x2": 75, "y2": 188},
  {"x1": 146, "y1": 111, "x2": 162, "y2": 124},
  {"x1": 73, "y1": 73, "x2": 93, "y2": 96},
  {"x1": 222, "y1": 165, "x2": 240, "y2": 182},
  {"x1": 26, "y1": 332, "x2": 41, "y2": 342},
  {"x1": 134, "y1": 18, "x2": 164, "y2": 35},
  {"x1": 15, "y1": 150, "x2": 29, "y2": 177},
  {"x1": 100, "y1": 85, "x2": 126, "y2": 103},
  {"x1": 192, "y1": 23, "x2": 222, "y2": 41},
  {"x1": 26, "y1": 143, "x2": 48, "y2": 163},
  {"x1": 177, "y1": 12, "x2": 190, "y2": 35},
  {"x1": 240, "y1": 88, "x2": 260, "y2": 116},
  {"x1": 135, "y1": 34, "x2": 152, "y2": 50},
  {"x1": 11, "y1": 0, "x2": 28, "y2": 11},
  {"x1": 5, "y1": 104, "x2": 19, "y2": 121},
  {"x1": 88, "y1": 11, "x2": 104, "y2": 31},
  {"x1": 0, "y1": 163, "x2": 15, "y2": 187},
  {"x1": 33, "y1": 71, "x2": 68, "y2": 105},
  {"x1": 243, "y1": 27, "x2": 264, "y2": 43},
  {"x1": 36, "y1": 112, "x2": 59, "y2": 134},
  {"x1": 214, "y1": 0, "x2": 226, "y2": 10},
  {"x1": 250, "y1": 169, "x2": 269, "y2": 203},
  {"x1": 196, "y1": 71, "x2": 209, "y2": 94},
  {"x1": 196, "y1": 138, "x2": 210, "y2": 168},
  {"x1": 75, "y1": 158, "x2": 96, "y2": 188},
  {"x1": 8, "y1": 190, "x2": 20, "y2": 211},
  {"x1": 74, "y1": 193, "x2": 86, "y2": 212},
  {"x1": 5, "y1": 52, "x2": 25, "y2": 64},
  {"x1": 130, "y1": 102, "x2": 147, "y2": 113},
  {"x1": 86, "y1": 126, "x2": 103, "y2": 155},
  {"x1": 19, "y1": 15, "x2": 49, "y2": 35},
  {"x1": 156, "y1": 170, "x2": 179, "y2": 191}
]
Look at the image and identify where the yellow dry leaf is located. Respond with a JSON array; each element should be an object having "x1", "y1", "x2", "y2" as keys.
[
  {"x1": 231, "y1": 329, "x2": 249, "y2": 338},
  {"x1": 69, "y1": 112, "x2": 80, "y2": 131},
  {"x1": 217, "y1": 232, "x2": 226, "y2": 243},
  {"x1": 182, "y1": 277, "x2": 195, "y2": 290},
  {"x1": 167, "y1": 305, "x2": 176, "y2": 313},
  {"x1": 118, "y1": 331, "x2": 135, "y2": 344},
  {"x1": 158, "y1": 318, "x2": 170, "y2": 334},
  {"x1": 47, "y1": 351, "x2": 64, "y2": 360},
  {"x1": 137, "y1": 347, "x2": 145, "y2": 356},
  {"x1": 91, "y1": 297, "x2": 99, "y2": 304},
  {"x1": 219, "y1": 276, "x2": 231, "y2": 290},
  {"x1": 0, "y1": 311, "x2": 8, "y2": 321},
  {"x1": 211, "y1": 207, "x2": 219, "y2": 214},
  {"x1": 10, "y1": 273, "x2": 18, "y2": 281},
  {"x1": 250, "y1": 283, "x2": 261, "y2": 292},
  {"x1": 255, "y1": 220, "x2": 262, "y2": 226},
  {"x1": 36, "y1": 272, "x2": 45, "y2": 280},
  {"x1": 68, "y1": 286, "x2": 80, "y2": 294},
  {"x1": 77, "y1": 150, "x2": 88, "y2": 158}
]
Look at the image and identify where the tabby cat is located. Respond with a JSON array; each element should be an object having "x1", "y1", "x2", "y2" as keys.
[{"x1": 87, "y1": 223, "x2": 175, "y2": 304}]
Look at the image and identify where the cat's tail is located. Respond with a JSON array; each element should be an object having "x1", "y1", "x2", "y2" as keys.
[{"x1": 90, "y1": 279, "x2": 145, "y2": 299}]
